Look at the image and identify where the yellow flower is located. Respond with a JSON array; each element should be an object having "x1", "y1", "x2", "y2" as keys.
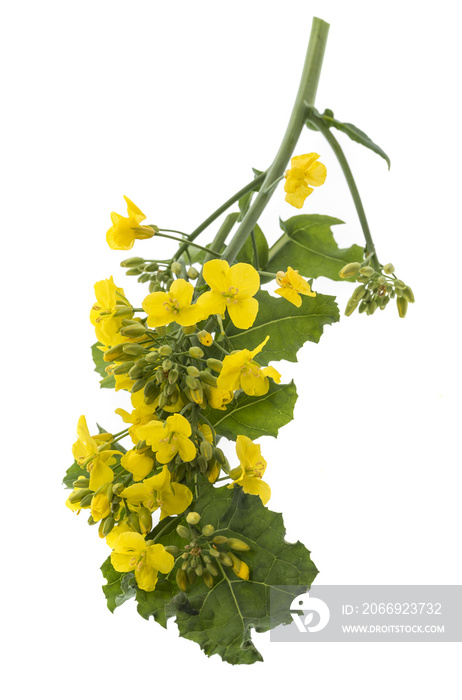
[
  {"x1": 91, "y1": 490, "x2": 112, "y2": 522},
  {"x1": 228, "y1": 435, "x2": 271, "y2": 505},
  {"x1": 90, "y1": 277, "x2": 133, "y2": 348},
  {"x1": 136, "y1": 414, "x2": 196, "y2": 464},
  {"x1": 217, "y1": 336, "x2": 281, "y2": 396},
  {"x1": 275, "y1": 267, "x2": 316, "y2": 307},
  {"x1": 203, "y1": 384, "x2": 234, "y2": 411},
  {"x1": 105, "y1": 520, "x2": 136, "y2": 548},
  {"x1": 196, "y1": 260, "x2": 260, "y2": 329},
  {"x1": 106, "y1": 196, "x2": 155, "y2": 250},
  {"x1": 142, "y1": 279, "x2": 203, "y2": 328},
  {"x1": 120, "y1": 449, "x2": 155, "y2": 482},
  {"x1": 122, "y1": 465, "x2": 193, "y2": 519},
  {"x1": 110, "y1": 532, "x2": 174, "y2": 592},
  {"x1": 115, "y1": 389, "x2": 159, "y2": 443},
  {"x1": 72, "y1": 416, "x2": 120, "y2": 491},
  {"x1": 284, "y1": 153, "x2": 327, "y2": 209}
]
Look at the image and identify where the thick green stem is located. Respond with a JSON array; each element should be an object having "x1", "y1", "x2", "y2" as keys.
[
  {"x1": 194, "y1": 213, "x2": 239, "y2": 291},
  {"x1": 310, "y1": 115, "x2": 380, "y2": 269},
  {"x1": 221, "y1": 17, "x2": 330, "y2": 263},
  {"x1": 173, "y1": 174, "x2": 266, "y2": 261}
]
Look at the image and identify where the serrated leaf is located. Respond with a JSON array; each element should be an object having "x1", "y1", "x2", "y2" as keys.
[
  {"x1": 225, "y1": 290, "x2": 339, "y2": 363},
  {"x1": 205, "y1": 381, "x2": 297, "y2": 441},
  {"x1": 135, "y1": 486, "x2": 317, "y2": 664},
  {"x1": 235, "y1": 224, "x2": 269, "y2": 268},
  {"x1": 321, "y1": 109, "x2": 390, "y2": 169},
  {"x1": 91, "y1": 343, "x2": 115, "y2": 389},
  {"x1": 267, "y1": 215, "x2": 363, "y2": 282},
  {"x1": 101, "y1": 558, "x2": 136, "y2": 613}
]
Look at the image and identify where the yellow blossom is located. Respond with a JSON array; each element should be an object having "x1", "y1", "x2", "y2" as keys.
[
  {"x1": 203, "y1": 384, "x2": 234, "y2": 411},
  {"x1": 284, "y1": 153, "x2": 327, "y2": 209},
  {"x1": 275, "y1": 267, "x2": 316, "y2": 307},
  {"x1": 228, "y1": 435, "x2": 271, "y2": 505},
  {"x1": 91, "y1": 490, "x2": 112, "y2": 522},
  {"x1": 142, "y1": 279, "x2": 203, "y2": 328},
  {"x1": 122, "y1": 465, "x2": 193, "y2": 519},
  {"x1": 90, "y1": 277, "x2": 133, "y2": 348},
  {"x1": 72, "y1": 416, "x2": 120, "y2": 491},
  {"x1": 120, "y1": 449, "x2": 155, "y2": 482},
  {"x1": 115, "y1": 389, "x2": 159, "y2": 444},
  {"x1": 110, "y1": 532, "x2": 174, "y2": 591},
  {"x1": 106, "y1": 196, "x2": 155, "y2": 250},
  {"x1": 196, "y1": 260, "x2": 260, "y2": 329},
  {"x1": 136, "y1": 414, "x2": 196, "y2": 464},
  {"x1": 105, "y1": 520, "x2": 136, "y2": 548},
  {"x1": 217, "y1": 336, "x2": 281, "y2": 396}
]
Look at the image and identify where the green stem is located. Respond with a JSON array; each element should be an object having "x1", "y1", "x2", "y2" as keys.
[
  {"x1": 221, "y1": 17, "x2": 330, "y2": 263},
  {"x1": 309, "y1": 114, "x2": 380, "y2": 269},
  {"x1": 156, "y1": 232, "x2": 222, "y2": 256},
  {"x1": 194, "y1": 213, "x2": 240, "y2": 292},
  {"x1": 173, "y1": 174, "x2": 266, "y2": 261},
  {"x1": 250, "y1": 229, "x2": 259, "y2": 269}
]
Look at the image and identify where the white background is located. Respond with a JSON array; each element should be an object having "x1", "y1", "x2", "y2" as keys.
[{"x1": 1, "y1": 0, "x2": 460, "y2": 697}]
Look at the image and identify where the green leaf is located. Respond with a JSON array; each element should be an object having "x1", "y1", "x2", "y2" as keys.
[
  {"x1": 205, "y1": 380, "x2": 297, "y2": 441},
  {"x1": 225, "y1": 290, "x2": 339, "y2": 363},
  {"x1": 320, "y1": 108, "x2": 390, "y2": 169},
  {"x1": 235, "y1": 224, "x2": 269, "y2": 268},
  {"x1": 91, "y1": 343, "x2": 115, "y2": 389},
  {"x1": 267, "y1": 215, "x2": 363, "y2": 282},
  {"x1": 135, "y1": 486, "x2": 318, "y2": 665},
  {"x1": 63, "y1": 460, "x2": 82, "y2": 489},
  {"x1": 101, "y1": 557, "x2": 136, "y2": 613}
]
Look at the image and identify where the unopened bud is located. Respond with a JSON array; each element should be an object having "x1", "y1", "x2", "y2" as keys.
[
  {"x1": 123, "y1": 344, "x2": 145, "y2": 356},
  {"x1": 203, "y1": 571, "x2": 214, "y2": 589},
  {"x1": 146, "y1": 351, "x2": 159, "y2": 363},
  {"x1": 397, "y1": 296, "x2": 408, "y2": 318},
  {"x1": 120, "y1": 325, "x2": 147, "y2": 338},
  {"x1": 219, "y1": 552, "x2": 233, "y2": 567},
  {"x1": 229, "y1": 467, "x2": 243, "y2": 480},
  {"x1": 187, "y1": 365, "x2": 200, "y2": 378},
  {"x1": 103, "y1": 343, "x2": 126, "y2": 362},
  {"x1": 344, "y1": 299, "x2": 359, "y2": 317},
  {"x1": 121, "y1": 257, "x2": 145, "y2": 268},
  {"x1": 73, "y1": 477, "x2": 90, "y2": 488},
  {"x1": 128, "y1": 512, "x2": 141, "y2": 533},
  {"x1": 208, "y1": 547, "x2": 220, "y2": 558},
  {"x1": 102, "y1": 515, "x2": 115, "y2": 536},
  {"x1": 186, "y1": 512, "x2": 201, "y2": 525},
  {"x1": 227, "y1": 538, "x2": 251, "y2": 552},
  {"x1": 202, "y1": 524, "x2": 215, "y2": 537},
  {"x1": 394, "y1": 279, "x2": 406, "y2": 290},
  {"x1": 200, "y1": 441, "x2": 213, "y2": 461},
  {"x1": 359, "y1": 266, "x2": 374, "y2": 277},
  {"x1": 165, "y1": 545, "x2": 179, "y2": 556},
  {"x1": 131, "y1": 377, "x2": 147, "y2": 393},
  {"x1": 144, "y1": 262, "x2": 159, "y2": 272},
  {"x1": 139, "y1": 507, "x2": 153, "y2": 534},
  {"x1": 213, "y1": 535, "x2": 228, "y2": 545},
  {"x1": 352, "y1": 285, "x2": 367, "y2": 302},
  {"x1": 79, "y1": 493, "x2": 94, "y2": 508},
  {"x1": 188, "y1": 346, "x2": 204, "y2": 359},
  {"x1": 69, "y1": 488, "x2": 93, "y2": 504},
  {"x1": 206, "y1": 358, "x2": 223, "y2": 372},
  {"x1": 199, "y1": 371, "x2": 217, "y2": 387},
  {"x1": 366, "y1": 300, "x2": 378, "y2": 315},
  {"x1": 403, "y1": 286, "x2": 415, "y2": 303},
  {"x1": 197, "y1": 330, "x2": 213, "y2": 346},
  {"x1": 125, "y1": 268, "x2": 142, "y2": 276},
  {"x1": 176, "y1": 525, "x2": 190, "y2": 539},
  {"x1": 114, "y1": 361, "x2": 136, "y2": 375},
  {"x1": 176, "y1": 568, "x2": 188, "y2": 592},
  {"x1": 187, "y1": 266, "x2": 199, "y2": 280},
  {"x1": 138, "y1": 273, "x2": 151, "y2": 283},
  {"x1": 206, "y1": 562, "x2": 218, "y2": 577},
  {"x1": 383, "y1": 263, "x2": 395, "y2": 274},
  {"x1": 158, "y1": 345, "x2": 172, "y2": 357},
  {"x1": 182, "y1": 325, "x2": 196, "y2": 334},
  {"x1": 187, "y1": 568, "x2": 196, "y2": 585},
  {"x1": 339, "y1": 262, "x2": 361, "y2": 279}
]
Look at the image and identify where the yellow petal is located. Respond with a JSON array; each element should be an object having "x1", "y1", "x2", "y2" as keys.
[
  {"x1": 285, "y1": 185, "x2": 313, "y2": 209},
  {"x1": 160, "y1": 482, "x2": 193, "y2": 517},
  {"x1": 202, "y1": 259, "x2": 230, "y2": 292},
  {"x1": 124, "y1": 196, "x2": 146, "y2": 222},
  {"x1": 144, "y1": 465, "x2": 171, "y2": 493},
  {"x1": 275, "y1": 287, "x2": 302, "y2": 307},
  {"x1": 305, "y1": 160, "x2": 327, "y2": 187},
  {"x1": 227, "y1": 296, "x2": 259, "y2": 330},
  {"x1": 166, "y1": 413, "x2": 192, "y2": 437},
  {"x1": 290, "y1": 152, "x2": 320, "y2": 171},
  {"x1": 195, "y1": 290, "x2": 227, "y2": 318},
  {"x1": 135, "y1": 564, "x2": 159, "y2": 592},
  {"x1": 228, "y1": 263, "x2": 260, "y2": 297},
  {"x1": 241, "y1": 476, "x2": 271, "y2": 504},
  {"x1": 263, "y1": 366, "x2": 281, "y2": 384},
  {"x1": 145, "y1": 543, "x2": 175, "y2": 574},
  {"x1": 169, "y1": 278, "x2": 194, "y2": 306},
  {"x1": 176, "y1": 435, "x2": 197, "y2": 462}
]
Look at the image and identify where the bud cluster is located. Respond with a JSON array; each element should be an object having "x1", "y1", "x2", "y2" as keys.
[
  {"x1": 120, "y1": 257, "x2": 200, "y2": 292},
  {"x1": 340, "y1": 262, "x2": 415, "y2": 318},
  {"x1": 172, "y1": 512, "x2": 250, "y2": 590}
]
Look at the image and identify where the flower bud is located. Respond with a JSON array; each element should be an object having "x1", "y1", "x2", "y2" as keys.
[
  {"x1": 139, "y1": 507, "x2": 153, "y2": 534},
  {"x1": 187, "y1": 267, "x2": 199, "y2": 280},
  {"x1": 202, "y1": 524, "x2": 215, "y2": 537},
  {"x1": 352, "y1": 285, "x2": 367, "y2": 302},
  {"x1": 159, "y1": 345, "x2": 172, "y2": 357},
  {"x1": 114, "y1": 361, "x2": 136, "y2": 375},
  {"x1": 199, "y1": 371, "x2": 217, "y2": 387},
  {"x1": 219, "y1": 552, "x2": 233, "y2": 567},
  {"x1": 366, "y1": 300, "x2": 378, "y2": 315},
  {"x1": 131, "y1": 377, "x2": 147, "y2": 393},
  {"x1": 203, "y1": 571, "x2": 214, "y2": 589},
  {"x1": 397, "y1": 296, "x2": 408, "y2": 318},
  {"x1": 227, "y1": 538, "x2": 251, "y2": 552},
  {"x1": 200, "y1": 441, "x2": 213, "y2": 461},
  {"x1": 359, "y1": 266, "x2": 374, "y2": 277},
  {"x1": 73, "y1": 477, "x2": 90, "y2": 488},
  {"x1": 69, "y1": 488, "x2": 93, "y2": 504},
  {"x1": 208, "y1": 548, "x2": 221, "y2": 558},
  {"x1": 103, "y1": 343, "x2": 127, "y2": 361},
  {"x1": 188, "y1": 346, "x2": 204, "y2": 359},
  {"x1": 182, "y1": 325, "x2": 196, "y2": 334},
  {"x1": 403, "y1": 286, "x2": 415, "y2": 303},
  {"x1": 186, "y1": 512, "x2": 201, "y2": 525},
  {"x1": 187, "y1": 568, "x2": 196, "y2": 585},
  {"x1": 187, "y1": 365, "x2": 200, "y2": 378},
  {"x1": 206, "y1": 562, "x2": 218, "y2": 577},
  {"x1": 171, "y1": 262, "x2": 183, "y2": 276},
  {"x1": 383, "y1": 263, "x2": 395, "y2": 274},
  {"x1": 164, "y1": 545, "x2": 179, "y2": 556},
  {"x1": 213, "y1": 535, "x2": 228, "y2": 545},
  {"x1": 394, "y1": 279, "x2": 406, "y2": 290},
  {"x1": 197, "y1": 330, "x2": 213, "y2": 346},
  {"x1": 128, "y1": 512, "x2": 141, "y2": 533},
  {"x1": 144, "y1": 262, "x2": 159, "y2": 272},
  {"x1": 79, "y1": 493, "x2": 94, "y2": 508},
  {"x1": 138, "y1": 273, "x2": 151, "y2": 283},
  {"x1": 206, "y1": 358, "x2": 223, "y2": 373},
  {"x1": 339, "y1": 262, "x2": 361, "y2": 279},
  {"x1": 120, "y1": 257, "x2": 145, "y2": 268},
  {"x1": 176, "y1": 525, "x2": 190, "y2": 540},
  {"x1": 176, "y1": 568, "x2": 188, "y2": 592},
  {"x1": 345, "y1": 299, "x2": 359, "y2": 317},
  {"x1": 123, "y1": 344, "x2": 145, "y2": 356},
  {"x1": 102, "y1": 515, "x2": 115, "y2": 536},
  {"x1": 120, "y1": 325, "x2": 147, "y2": 338}
]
